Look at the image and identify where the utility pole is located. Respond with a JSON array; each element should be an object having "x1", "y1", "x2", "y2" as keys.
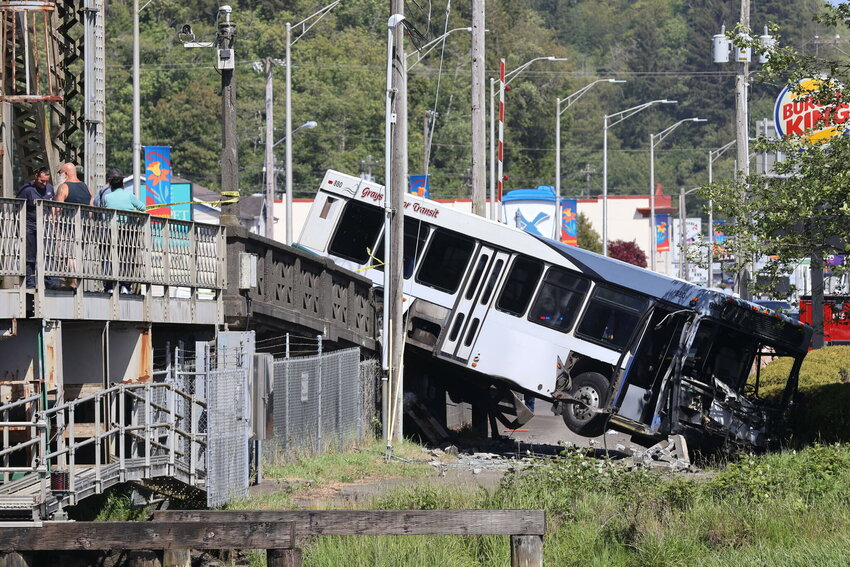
[
  {"x1": 133, "y1": 0, "x2": 141, "y2": 200},
  {"x1": 388, "y1": 3, "x2": 406, "y2": 443},
  {"x1": 218, "y1": 6, "x2": 239, "y2": 227},
  {"x1": 580, "y1": 163, "x2": 595, "y2": 199},
  {"x1": 263, "y1": 58, "x2": 275, "y2": 238},
  {"x1": 423, "y1": 110, "x2": 437, "y2": 173},
  {"x1": 470, "y1": 0, "x2": 486, "y2": 216},
  {"x1": 735, "y1": 0, "x2": 751, "y2": 299}
]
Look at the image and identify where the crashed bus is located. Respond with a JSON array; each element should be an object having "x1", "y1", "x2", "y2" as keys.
[{"x1": 298, "y1": 170, "x2": 812, "y2": 452}]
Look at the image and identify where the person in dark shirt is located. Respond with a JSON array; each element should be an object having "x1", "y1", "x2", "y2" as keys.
[
  {"x1": 55, "y1": 162, "x2": 92, "y2": 289},
  {"x1": 55, "y1": 162, "x2": 92, "y2": 205},
  {"x1": 16, "y1": 167, "x2": 60, "y2": 289}
]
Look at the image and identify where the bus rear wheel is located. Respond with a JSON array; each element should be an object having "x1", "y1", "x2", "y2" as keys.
[{"x1": 562, "y1": 372, "x2": 610, "y2": 437}]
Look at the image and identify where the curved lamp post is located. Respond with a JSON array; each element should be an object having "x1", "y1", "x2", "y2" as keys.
[
  {"x1": 553, "y1": 78, "x2": 625, "y2": 240},
  {"x1": 489, "y1": 56, "x2": 568, "y2": 220},
  {"x1": 602, "y1": 99, "x2": 676, "y2": 256},
  {"x1": 707, "y1": 139, "x2": 736, "y2": 286},
  {"x1": 648, "y1": 117, "x2": 706, "y2": 270},
  {"x1": 284, "y1": 0, "x2": 340, "y2": 245}
]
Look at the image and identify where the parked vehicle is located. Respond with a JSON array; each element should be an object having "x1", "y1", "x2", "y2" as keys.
[
  {"x1": 753, "y1": 300, "x2": 799, "y2": 320},
  {"x1": 299, "y1": 170, "x2": 813, "y2": 451},
  {"x1": 799, "y1": 295, "x2": 850, "y2": 345}
]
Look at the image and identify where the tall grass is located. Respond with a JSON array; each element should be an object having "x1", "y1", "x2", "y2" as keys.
[{"x1": 300, "y1": 444, "x2": 850, "y2": 566}]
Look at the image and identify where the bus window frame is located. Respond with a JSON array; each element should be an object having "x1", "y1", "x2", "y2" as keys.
[
  {"x1": 414, "y1": 227, "x2": 477, "y2": 294},
  {"x1": 327, "y1": 199, "x2": 385, "y2": 266},
  {"x1": 526, "y1": 266, "x2": 592, "y2": 334},
  {"x1": 495, "y1": 255, "x2": 545, "y2": 318},
  {"x1": 574, "y1": 284, "x2": 650, "y2": 352}
]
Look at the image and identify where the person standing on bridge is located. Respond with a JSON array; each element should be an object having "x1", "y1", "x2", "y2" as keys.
[
  {"x1": 103, "y1": 170, "x2": 146, "y2": 294},
  {"x1": 55, "y1": 162, "x2": 92, "y2": 206},
  {"x1": 54, "y1": 163, "x2": 92, "y2": 289},
  {"x1": 16, "y1": 166, "x2": 61, "y2": 290}
]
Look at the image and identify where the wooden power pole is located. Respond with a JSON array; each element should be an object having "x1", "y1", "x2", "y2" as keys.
[
  {"x1": 218, "y1": 7, "x2": 239, "y2": 227},
  {"x1": 470, "y1": 0, "x2": 486, "y2": 216}
]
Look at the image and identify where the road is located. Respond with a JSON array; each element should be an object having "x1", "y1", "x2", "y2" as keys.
[{"x1": 496, "y1": 400, "x2": 634, "y2": 454}]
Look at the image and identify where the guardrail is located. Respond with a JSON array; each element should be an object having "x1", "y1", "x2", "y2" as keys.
[
  {"x1": 37, "y1": 200, "x2": 225, "y2": 288},
  {"x1": 0, "y1": 510, "x2": 546, "y2": 567}
]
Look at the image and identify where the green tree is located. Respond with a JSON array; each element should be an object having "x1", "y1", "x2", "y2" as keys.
[
  {"x1": 703, "y1": 3, "x2": 850, "y2": 347},
  {"x1": 577, "y1": 212, "x2": 602, "y2": 254}
]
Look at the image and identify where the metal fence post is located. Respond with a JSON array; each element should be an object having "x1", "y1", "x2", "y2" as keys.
[
  {"x1": 119, "y1": 385, "x2": 126, "y2": 482},
  {"x1": 94, "y1": 395, "x2": 102, "y2": 493},
  {"x1": 69, "y1": 405, "x2": 76, "y2": 496},
  {"x1": 317, "y1": 336, "x2": 323, "y2": 454},
  {"x1": 144, "y1": 384, "x2": 152, "y2": 478}
]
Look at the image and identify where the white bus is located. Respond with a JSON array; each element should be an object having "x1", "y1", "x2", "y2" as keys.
[{"x1": 298, "y1": 170, "x2": 812, "y2": 451}]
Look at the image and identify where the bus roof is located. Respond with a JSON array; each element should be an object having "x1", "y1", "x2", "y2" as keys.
[{"x1": 540, "y1": 237, "x2": 722, "y2": 308}]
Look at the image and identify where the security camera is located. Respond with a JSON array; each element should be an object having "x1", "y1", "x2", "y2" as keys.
[{"x1": 178, "y1": 23, "x2": 195, "y2": 43}]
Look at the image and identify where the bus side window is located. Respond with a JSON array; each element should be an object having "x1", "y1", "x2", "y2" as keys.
[
  {"x1": 496, "y1": 256, "x2": 543, "y2": 316},
  {"x1": 528, "y1": 267, "x2": 590, "y2": 332},
  {"x1": 374, "y1": 219, "x2": 431, "y2": 278},
  {"x1": 416, "y1": 229, "x2": 475, "y2": 293},
  {"x1": 328, "y1": 200, "x2": 384, "y2": 265},
  {"x1": 576, "y1": 286, "x2": 649, "y2": 350}
]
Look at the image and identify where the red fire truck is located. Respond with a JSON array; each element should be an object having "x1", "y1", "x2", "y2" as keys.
[{"x1": 799, "y1": 295, "x2": 850, "y2": 345}]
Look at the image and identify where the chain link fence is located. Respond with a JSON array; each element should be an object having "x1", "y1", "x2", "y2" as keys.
[
  {"x1": 266, "y1": 349, "x2": 378, "y2": 462},
  {"x1": 205, "y1": 367, "x2": 249, "y2": 508}
]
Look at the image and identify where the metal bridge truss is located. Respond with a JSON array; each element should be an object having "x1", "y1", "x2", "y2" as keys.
[{"x1": 1, "y1": 0, "x2": 102, "y2": 194}]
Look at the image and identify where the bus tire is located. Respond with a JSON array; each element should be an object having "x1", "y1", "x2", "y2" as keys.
[{"x1": 562, "y1": 371, "x2": 610, "y2": 437}]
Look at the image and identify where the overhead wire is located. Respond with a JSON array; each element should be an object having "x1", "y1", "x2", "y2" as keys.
[{"x1": 424, "y1": 0, "x2": 451, "y2": 178}]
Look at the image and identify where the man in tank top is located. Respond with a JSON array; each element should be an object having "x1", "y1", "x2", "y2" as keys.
[
  {"x1": 54, "y1": 163, "x2": 92, "y2": 289},
  {"x1": 55, "y1": 162, "x2": 92, "y2": 205}
]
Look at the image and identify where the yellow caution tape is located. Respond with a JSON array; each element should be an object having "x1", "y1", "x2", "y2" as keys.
[{"x1": 146, "y1": 197, "x2": 238, "y2": 210}]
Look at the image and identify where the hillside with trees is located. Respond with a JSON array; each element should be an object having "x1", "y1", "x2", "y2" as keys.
[{"x1": 104, "y1": 0, "x2": 839, "y2": 207}]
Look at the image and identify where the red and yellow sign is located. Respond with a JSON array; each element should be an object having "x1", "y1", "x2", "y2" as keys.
[{"x1": 774, "y1": 77, "x2": 849, "y2": 142}]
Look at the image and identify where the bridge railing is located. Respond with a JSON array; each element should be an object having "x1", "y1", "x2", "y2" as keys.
[
  {"x1": 36, "y1": 200, "x2": 226, "y2": 289},
  {"x1": 0, "y1": 199, "x2": 26, "y2": 278},
  {"x1": 0, "y1": 198, "x2": 226, "y2": 323},
  {"x1": 224, "y1": 227, "x2": 376, "y2": 350},
  {"x1": 0, "y1": 379, "x2": 209, "y2": 518}
]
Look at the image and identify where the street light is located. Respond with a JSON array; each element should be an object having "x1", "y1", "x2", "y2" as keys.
[
  {"x1": 707, "y1": 139, "x2": 736, "y2": 287},
  {"x1": 602, "y1": 99, "x2": 676, "y2": 256},
  {"x1": 489, "y1": 56, "x2": 568, "y2": 220},
  {"x1": 266, "y1": 120, "x2": 317, "y2": 235},
  {"x1": 679, "y1": 186, "x2": 701, "y2": 281},
  {"x1": 255, "y1": 57, "x2": 284, "y2": 238},
  {"x1": 406, "y1": 27, "x2": 472, "y2": 69},
  {"x1": 284, "y1": 0, "x2": 340, "y2": 245},
  {"x1": 553, "y1": 78, "x2": 625, "y2": 240},
  {"x1": 272, "y1": 120, "x2": 317, "y2": 148},
  {"x1": 648, "y1": 117, "x2": 706, "y2": 270}
]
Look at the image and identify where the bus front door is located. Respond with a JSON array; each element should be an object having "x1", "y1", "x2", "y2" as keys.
[
  {"x1": 439, "y1": 245, "x2": 510, "y2": 362},
  {"x1": 611, "y1": 307, "x2": 687, "y2": 432}
]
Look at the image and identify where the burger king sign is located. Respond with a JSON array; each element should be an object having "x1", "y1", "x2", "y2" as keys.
[{"x1": 774, "y1": 77, "x2": 849, "y2": 143}]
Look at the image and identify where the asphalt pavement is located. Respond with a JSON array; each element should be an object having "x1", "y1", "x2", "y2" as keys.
[{"x1": 496, "y1": 400, "x2": 634, "y2": 454}]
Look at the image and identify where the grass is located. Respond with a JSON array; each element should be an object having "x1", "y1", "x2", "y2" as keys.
[
  {"x1": 229, "y1": 438, "x2": 438, "y2": 510},
  {"x1": 297, "y1": 444, "x2": 850, "y2": 567},
  {"x1": 262, "y1": 438, "x2": 436, "y2": 485}
]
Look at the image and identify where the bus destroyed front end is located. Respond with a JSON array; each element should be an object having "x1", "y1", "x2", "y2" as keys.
[{"x1": 603, "y1": 295, "x2": 812, "y2": 454}]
